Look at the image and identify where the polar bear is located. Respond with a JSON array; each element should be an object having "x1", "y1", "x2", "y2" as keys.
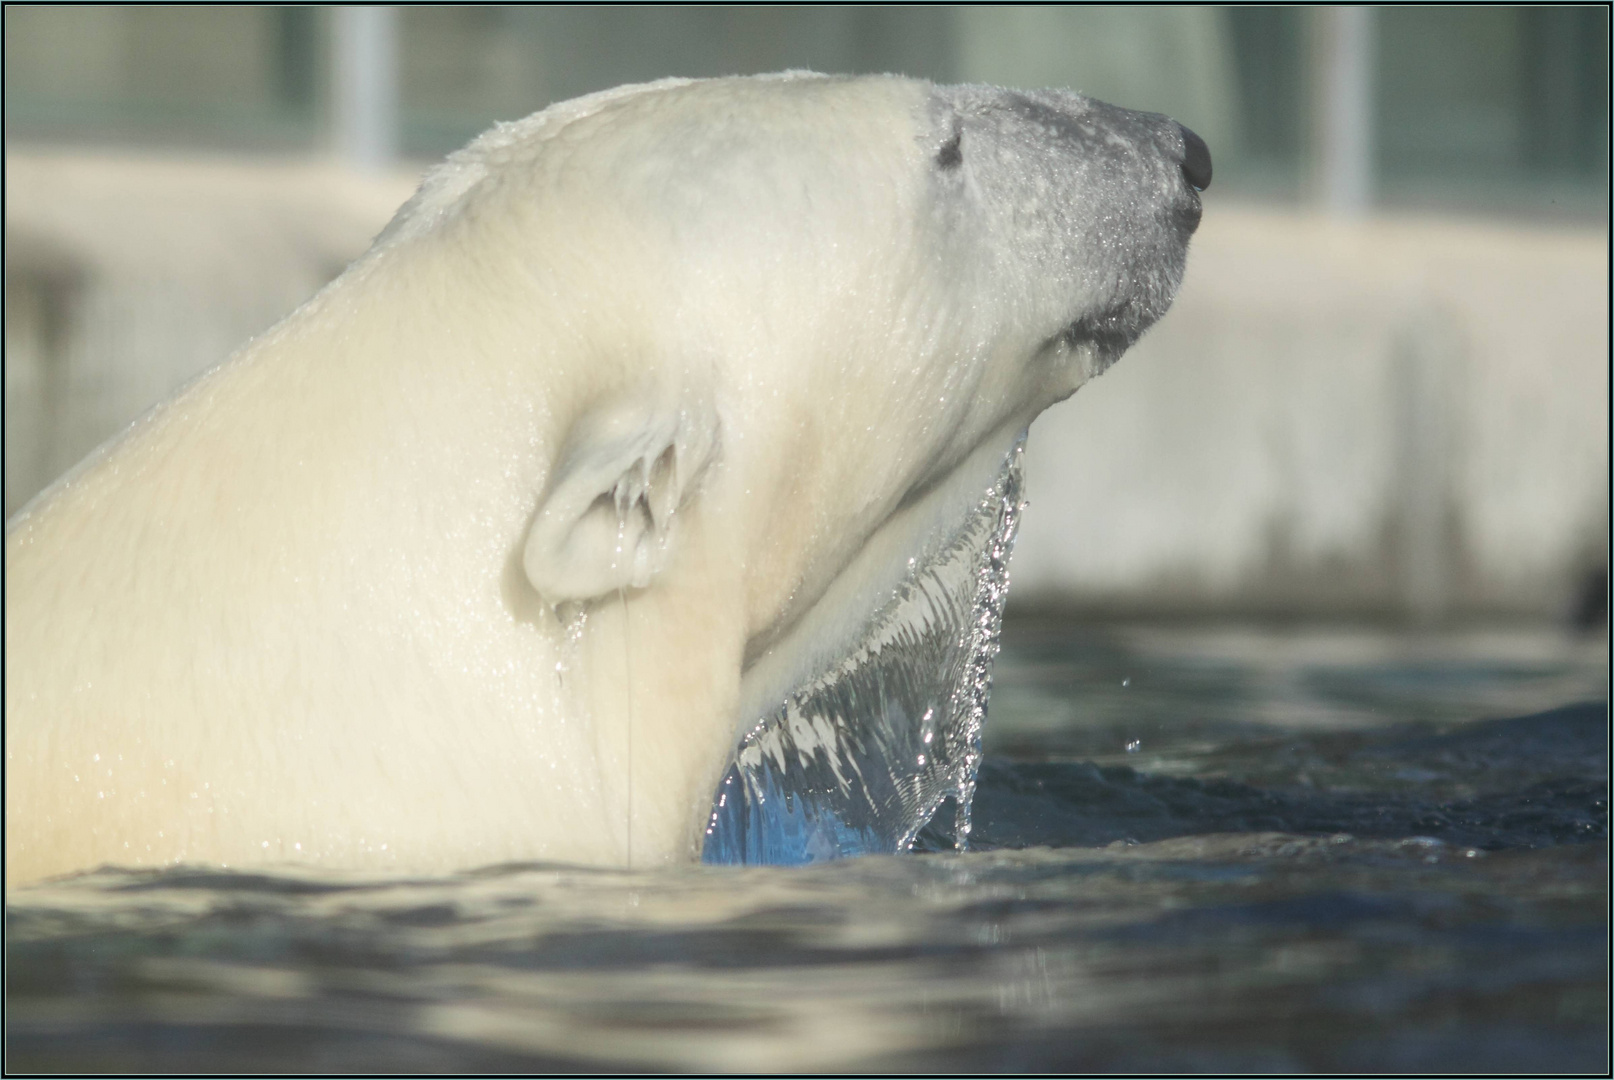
[{"x1": 5, "y1": 73, "x2": 1208, "y2": 885}]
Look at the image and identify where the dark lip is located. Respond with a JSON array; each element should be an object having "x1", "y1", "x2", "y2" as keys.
[{"x1": 1056, "y1": 306, "x2": 1139, "y2": 359}]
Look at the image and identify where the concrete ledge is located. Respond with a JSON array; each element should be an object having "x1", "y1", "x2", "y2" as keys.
[{"x1": 1013, "y1": 203, "x2": 1609, "y2": 620}]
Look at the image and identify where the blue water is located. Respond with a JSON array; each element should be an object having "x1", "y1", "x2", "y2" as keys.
[{"x1": 6, "y1": 620, "x2": 1607, "y2": 1072}]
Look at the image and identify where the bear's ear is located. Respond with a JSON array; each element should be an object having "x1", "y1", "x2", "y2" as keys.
[{"x1": 523, "y1": 394, "x2": 717, "y2": 604}]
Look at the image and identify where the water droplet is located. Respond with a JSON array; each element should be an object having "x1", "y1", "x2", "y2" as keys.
[
  {"x1": 1121, "y1": 677, "x2": 1131, "y2": 688},
  {"x1": 1125, "y1": 740, "x2": 1141, "y2": 753}
]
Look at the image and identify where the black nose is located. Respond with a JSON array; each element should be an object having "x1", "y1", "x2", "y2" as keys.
[{"x1": 1179, "y1": 124, "x2": 1212, "y2": 191}]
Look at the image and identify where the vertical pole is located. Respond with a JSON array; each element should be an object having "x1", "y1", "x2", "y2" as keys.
[
  {"x1": 332, "y1": 6, "x2": 399, "y2": 172},
  {"x1": 1314, "y1": 6, "x2": 1375, "y2": 216},
  {"x1": 1394, "y1": 312, "x2": 1458, "y2": 625}
]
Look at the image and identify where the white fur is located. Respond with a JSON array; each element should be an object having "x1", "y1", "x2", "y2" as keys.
[{"x1": 5, "y1": 74, "x2": 1201, "y2": 884}]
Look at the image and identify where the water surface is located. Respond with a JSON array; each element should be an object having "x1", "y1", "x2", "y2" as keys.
[{"x1": 7, "y1": 621, "x2": 1607, "y2": 1072}]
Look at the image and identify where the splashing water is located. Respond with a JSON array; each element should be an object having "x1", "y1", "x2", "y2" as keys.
[{"x1": 702, "y1": 436, "x2": 1026, "y2": 865}]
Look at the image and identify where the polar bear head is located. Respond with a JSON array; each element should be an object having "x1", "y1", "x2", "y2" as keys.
[
  {"x1": 414, "y1": 74, "x2": 1208, "y2": 855},
  {"x1": 5, "y1": 73, "x2": 1207, "y2": 881}
]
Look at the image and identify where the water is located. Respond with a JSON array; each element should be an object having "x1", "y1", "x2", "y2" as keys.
[
  {"x1": 702, "y1": 440, "x2": 1023, "y2": 865},
  {"x1": 7, "y1": 623, "x2": 1607, "y2": 1070}
]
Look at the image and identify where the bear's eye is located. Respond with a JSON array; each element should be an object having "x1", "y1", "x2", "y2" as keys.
[{"x1": 935, "y1": 131, "x2": 963, "y2": 170}]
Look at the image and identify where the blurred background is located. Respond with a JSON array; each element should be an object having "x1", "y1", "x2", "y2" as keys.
[{"x1": 5, "y1": 5, "x2": 1608, "y2": 626}]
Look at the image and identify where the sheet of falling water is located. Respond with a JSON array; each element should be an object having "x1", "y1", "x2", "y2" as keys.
[
  {"x1": 6, "y1": 621, "x2": 1607, "y2": 1073},
  {"x1": 704, "y1": 438, "x2": 1024, "y2": 865}
]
